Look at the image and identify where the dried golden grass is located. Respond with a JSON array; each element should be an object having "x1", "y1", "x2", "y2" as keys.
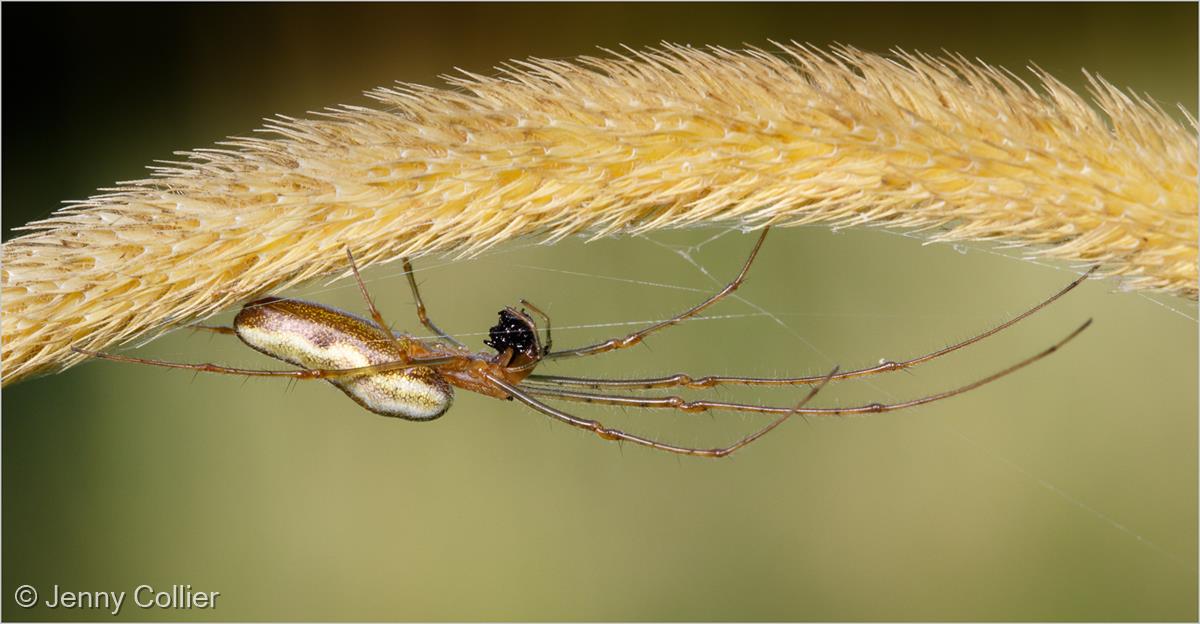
[{"x1": 2, "y1": 44, "x2": 1196, "y2": 385}]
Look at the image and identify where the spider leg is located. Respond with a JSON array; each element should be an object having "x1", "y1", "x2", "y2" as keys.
[
  {"x1": 706, "y1": 366, "x2": 836, "y2": 451},
  {"x1": 544, "y1": 227, "x2": 769, "y2": 360},
  {"x1": 403, "y1": 258, "x2": 466, "y2": 348},
  {"x1": 344, "y1": 249, "x2": 405, "y2": 351},
  {"x1": 483, "y1": 366, "x2": 836, "y2": 458},
  {"x1": 72, "y1": 347, "x2": 459, "y2": 380},
  {"x1": 529, "y1": 266, "x2": 1096, "y2": 389},
  {"x1": 187, "y1": 324, "x2": 237, "y2": 335},
  {"x1": 519, "y1": 298, "x2": 552, "y2": 354},
  {"x1": 519, "y1": 319, "x2": 1091, "y2": 417}
]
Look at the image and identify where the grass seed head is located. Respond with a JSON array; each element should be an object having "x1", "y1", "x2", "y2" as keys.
[{"x1": 2, "y1": 43, "x2": 1196, "y2": 385}]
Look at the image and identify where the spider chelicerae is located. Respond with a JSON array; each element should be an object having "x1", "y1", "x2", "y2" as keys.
[{"x1": 74, "y1": 228, "x2": 1092, "y2": 457}]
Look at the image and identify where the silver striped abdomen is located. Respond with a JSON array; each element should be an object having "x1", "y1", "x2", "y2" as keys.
[{"x1": 234, "y1": 298, "x2": 453, "y2": 420}]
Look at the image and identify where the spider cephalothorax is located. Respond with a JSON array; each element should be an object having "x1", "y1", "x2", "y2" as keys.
[{"x1": 484, "y1": 308, "x2": 542, "y2": 367}]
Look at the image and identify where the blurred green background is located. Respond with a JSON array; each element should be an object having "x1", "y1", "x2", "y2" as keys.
[{"x1": 3, "y1": 3, "x2": 1196, "y2": 621}]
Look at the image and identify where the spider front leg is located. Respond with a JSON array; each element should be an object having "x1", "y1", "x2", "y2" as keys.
[
  {"x1": 403, "y1": 258, "x2": 466, "y2": 348},
  {"x1": 517, "y1": 319, "x2": 1092, "y2": 418},
  {"x1": 529, "y1": 265, "x2": 1097, "y2": 390},
  {"x1": 544, "y1": 227, "x2": 769, "y2": 360},
  {"x1": 484, "y1": 365, "x2": 835, "y2": 458}
]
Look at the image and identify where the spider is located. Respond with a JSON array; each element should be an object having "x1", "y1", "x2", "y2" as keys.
[{"x1": 73, "y1": 228, "x2": 1093, "y2": 458}]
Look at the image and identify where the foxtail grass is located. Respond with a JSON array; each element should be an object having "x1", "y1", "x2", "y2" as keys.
[{"x1": 2, "y1": 44, "x2": 1196, "y2": 385}]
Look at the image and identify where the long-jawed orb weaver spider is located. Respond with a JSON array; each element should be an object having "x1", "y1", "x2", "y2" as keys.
[{"x1": 73, "y1": 228, "x2": 1094, "y2": 458}]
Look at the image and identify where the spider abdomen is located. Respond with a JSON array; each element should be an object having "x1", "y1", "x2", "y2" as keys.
[{"x1": 234, "y1": 297, "x2": 453, "y2": 420}]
